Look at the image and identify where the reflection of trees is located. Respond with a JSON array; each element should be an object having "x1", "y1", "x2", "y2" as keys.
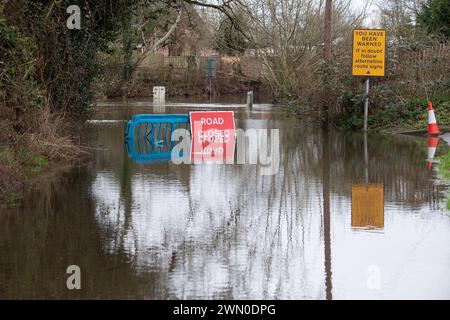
[
  {"x1": 0, "y1": 168, "x2": 168, "y2": 299},
  {"x1": 2, "y1": 119, "x2": 447, "y2": 299},
  {"x1": 90, "y1": 122, "x2": 328, "y2": 298},
  {"x1": 90, "y1": 122, "x2": 447, "y2": 299},
  {"x1": 322, "y1": 129, "x2": 332, "y2": 300},
  {"x1": 287, "y1": 128, "x2": 448, "y2": 209}
]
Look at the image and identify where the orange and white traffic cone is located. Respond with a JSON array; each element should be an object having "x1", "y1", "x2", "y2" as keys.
[
  {"x1": 427, "y1": 136, "x2": 440, "y2": 170},
  {"x1": 427, "y1": 102, "x2": 441, "y2": 135}
]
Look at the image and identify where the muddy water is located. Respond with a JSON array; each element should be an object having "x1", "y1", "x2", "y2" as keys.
[{"x1": 1, "y1": 101, "x2": 450, "y2": 299}]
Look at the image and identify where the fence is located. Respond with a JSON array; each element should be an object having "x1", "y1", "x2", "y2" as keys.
[{"x1": 136, "y1": 53, "x2": 263, "y2": 81}]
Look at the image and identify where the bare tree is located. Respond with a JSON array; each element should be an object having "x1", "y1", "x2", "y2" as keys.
[
  {"x1": 240, "y1": 0, "x2": 365, "y2": 101},
  {"x1": 133, "y1": 8, "x2": 183, "y2": 69},
  {"x1": 130, "y1": 0, "x2": 244, "y2": 71}
]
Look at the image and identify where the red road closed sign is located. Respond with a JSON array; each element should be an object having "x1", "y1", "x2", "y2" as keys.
[{"x1": 189, "y1": 111, "x2": 235, "y2": 163}]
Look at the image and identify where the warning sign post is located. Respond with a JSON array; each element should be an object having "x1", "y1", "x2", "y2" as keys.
[
  {"x1": 352, "y1": 29, "x2": 386, "y2": 76},
  {"x1": 352, "y1": 29, "x2": 386, "y2": 131}
]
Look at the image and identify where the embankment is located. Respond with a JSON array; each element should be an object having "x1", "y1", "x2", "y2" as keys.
[{"x1": 0, "y1": 108, "x2": 88, "y2": 207}]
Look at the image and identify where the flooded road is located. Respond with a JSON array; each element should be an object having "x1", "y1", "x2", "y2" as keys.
[{"x1": 1, "y1": 101, "x2": 450, "y2": 299}]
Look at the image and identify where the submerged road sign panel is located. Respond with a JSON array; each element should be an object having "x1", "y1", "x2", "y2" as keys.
[
  {"x1": 190, "y1": 111, "x2": 235, "y2": 163},
  {"x1": 352, "y1": 29, "x2": 386, "y2": 76}
]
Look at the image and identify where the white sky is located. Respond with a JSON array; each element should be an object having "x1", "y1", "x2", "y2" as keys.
[
  {"x1": 351, "y1": 0, "x2": 380, "y2": 27},
  {"x1": 352, "y1": 0, "x2": 375, "y2": 11}
]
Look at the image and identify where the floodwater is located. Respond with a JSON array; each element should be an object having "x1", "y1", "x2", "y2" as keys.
[{"x1": 1, "y1": 99, "x2": 450, "y2": 299}]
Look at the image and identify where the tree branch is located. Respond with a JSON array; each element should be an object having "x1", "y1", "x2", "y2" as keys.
[{"x1": 133, "y1": 8, "x2": 183, "y2": 69}]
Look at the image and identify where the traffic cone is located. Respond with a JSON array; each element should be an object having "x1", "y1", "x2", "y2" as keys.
[
  {"x1": 427, "y1": 136, "x2": 439, "y2": 170},
  {"x1": 427, "y1": 102, "x2": 441, "y2": 135}
]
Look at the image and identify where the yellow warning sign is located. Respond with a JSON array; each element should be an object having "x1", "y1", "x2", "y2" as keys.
[
  {"x1": 352, "y1": 29, "x2": 386, "y2": 76},
  {"x1": 351, "y1": 184, "x2": 384, "y2": 229}
]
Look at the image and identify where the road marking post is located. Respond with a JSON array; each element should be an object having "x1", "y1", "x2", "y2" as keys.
[{"x1": 247, "y1": 91, "x2": 254, "y2": 109}]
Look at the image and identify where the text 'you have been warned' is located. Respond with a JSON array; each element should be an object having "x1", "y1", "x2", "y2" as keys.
[{"x1": 352, "y1": 29, "x2": 386, "y2": 77}]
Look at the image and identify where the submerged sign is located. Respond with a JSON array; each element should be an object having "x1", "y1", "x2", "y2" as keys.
[
  {"x1": 352, "y1": 29, "x2": 386, "y2": 76},
  {"x1": 189, "y1": 111, "x2": 235, "y2": 163}
]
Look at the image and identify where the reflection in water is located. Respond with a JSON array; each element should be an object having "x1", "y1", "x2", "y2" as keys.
[
  {"x1": 1, "y1": 105, "x2": 450, "y2": 299},
  {"x1": 351, "y1": 133, "x2": 385, "y2": 230},
  {"x1": 351, "y1": 184, "x2": 385, "y2": 229},
  {"x1": 322, "y1": 130, "x2": 332, "y2": 300},
  {"x1": 427, "y1": 137, "x2": 439, "y2": 171},
  {"x1": 126, "y1": 137, "x2": 174, "y2": 163}
]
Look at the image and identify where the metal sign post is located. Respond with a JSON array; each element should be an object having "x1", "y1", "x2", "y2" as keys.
[
  {"x1": 204, "y1": 58, "x2": 216, "y2": 103},
  {"x1": 209, "y1": 76, "x2": 212, "y2": 103},
  {"x1": 364, "y1": 131, "x2": 369, "y2": 183},
  {"x1": 363, "y1": 79, "x2": 369, "y2": 132}
]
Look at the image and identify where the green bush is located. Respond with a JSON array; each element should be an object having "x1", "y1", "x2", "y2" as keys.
[
  {"x1": 333, "y1": 92, "x2": 450, "y2": 131},
  {"x1": 3, "y1": 0, "x2": 139, "y2": 118},
  {"x1": 1, "y1": 145, "x2": 48, "y2": 174},
  {"x1": 0, "y1": 4, "x2": 38, "y2": 109}
]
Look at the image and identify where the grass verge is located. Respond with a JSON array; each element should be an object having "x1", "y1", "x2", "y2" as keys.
[
  {"x1": 0, "y1": 108, "x2": 88, "y2": 208},
  {"x1": 0, "y1": 146, "x2": 45, "y2": 207},
  {"x1": 437, "y1": 151, "x2": 450, "y2": 210},
  {"x1": 333, "y1": 94, "x2": 450, "y2": 132}
]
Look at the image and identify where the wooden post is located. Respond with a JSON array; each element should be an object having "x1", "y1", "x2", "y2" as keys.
[{"x1": 324, "y1": 0, "x2": 333, "y2": 63}]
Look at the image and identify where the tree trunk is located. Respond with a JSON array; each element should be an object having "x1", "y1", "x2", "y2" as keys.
[{"x1": 324, "y1": 0, "x2": 333, "y2": 63}]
